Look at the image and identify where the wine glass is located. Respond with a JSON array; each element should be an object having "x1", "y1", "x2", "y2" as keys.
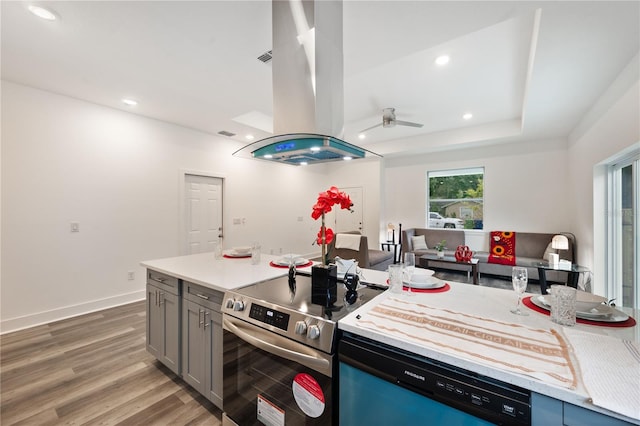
[
  {"x1": 510, "y1": 267, "x2": 529, "y2": 315},
  {"x1": 404, "y1": 253, "x2": 416, "y2": 294}
]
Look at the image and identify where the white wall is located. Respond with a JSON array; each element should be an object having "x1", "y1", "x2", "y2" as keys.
[
  {"x1": 383, "y1": 138, "x2": 572, "y2": 252},
  {"x1": 567, "y1": 56, "x2": 639, "y2": 296},
  {"x1": 2, "y1": 82, "x2": 385, "y2": 332}
]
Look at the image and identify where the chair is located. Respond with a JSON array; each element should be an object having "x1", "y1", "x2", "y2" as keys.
[{"x1": 329, "y1": 232, "x2": 393, "y2": 271}]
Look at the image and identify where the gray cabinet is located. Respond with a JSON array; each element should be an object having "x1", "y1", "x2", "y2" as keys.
[
  {"x1": 146, "y1": 270, "x2": 181, "y2": 375},
  {"x1": 532, "y1": 392, "x2": 634, "y2": 425},
  {"x1": 182, "y1": 281, "x2": 224, "y2": 409}
]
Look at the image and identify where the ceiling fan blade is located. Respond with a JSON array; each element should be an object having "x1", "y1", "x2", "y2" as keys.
[
  {"x1": 359, "y1": 122, "x2": 383, "y2": 133},
  {"x1": 395, "y1": 120, "x2": 424, "y2": 128}
]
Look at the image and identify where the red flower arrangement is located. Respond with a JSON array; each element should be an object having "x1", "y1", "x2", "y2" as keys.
[{"x1": 312, "y1": 186, "x2": 352, "y2": 265}]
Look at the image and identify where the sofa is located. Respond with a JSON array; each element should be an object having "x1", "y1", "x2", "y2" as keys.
[
  {"x1": 327, "y1": 231, "x2": 394, "y2": 271},
  {"x1": 402, "y1": 228, "x2": 576, "y2": 283}
]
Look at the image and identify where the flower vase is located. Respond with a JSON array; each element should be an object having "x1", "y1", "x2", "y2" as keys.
[
  {"x1": 437, "y1": 250, "x2": 444, "y2": 259},
  {"x1": 311, "y1": 264, "x2": 337, "y2": 306}
]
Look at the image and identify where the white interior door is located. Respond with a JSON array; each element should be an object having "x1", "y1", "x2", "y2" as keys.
[
  {"x1": 184, "y1": 174, "x2": 223, "y2": 254},
  {"x1": 334, "y1": 187, "x2": 363, "y2": 233}
]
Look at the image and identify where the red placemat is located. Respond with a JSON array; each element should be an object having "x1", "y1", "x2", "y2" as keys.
[
  {"x1": 223, "y1": 254, "x2": 251, "y2": 259},
  {"x1": 402, "y1": 283, "x2": 451, "y2": 293},
  {"x1": 269, "y1": 261, "x2": 314, "y2": 269},
  {"x1": 522, "y1": 296, "x2": 636, "y2": 328}
]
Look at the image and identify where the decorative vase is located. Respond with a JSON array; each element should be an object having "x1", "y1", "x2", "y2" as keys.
[
  {"x1": 437, "y1": 250, "x2": 444, "y2": 259},
  {"x1": 311, "y1": 264, "x2": 337, "y2": 306},
  {"x1": 455, "y1": 245, "x2": 474, "y2": 262}
]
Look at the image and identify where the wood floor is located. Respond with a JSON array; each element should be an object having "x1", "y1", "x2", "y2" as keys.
[{"x1": 0, "y1": 301, "x2": 223, "y2": 425}]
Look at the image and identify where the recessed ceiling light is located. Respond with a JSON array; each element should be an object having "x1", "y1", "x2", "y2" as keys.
[
  {"x1": 435, "y1": 55, "x2": 450, "y2": 66},
  {"x1": 300, "y1": 161, "x2": 308, "y2": 166},
  {"x1": 28, "y1": 5, "x2": 57, "y2": 20},
  {"x1": 463, "y1": 113, "x2": 473, "y2": 120},
  {"x1": 245, "y1": 134, "x2": 255, "y2": 140},
  {"x1": 264, "y1": 154, "x2": 273, "y2": 159},
  {"x1": 310, "y1": 146, "x2": 321, "y2": 152},
  {"x1": 122, "y1": 98, "x2": 138, "y2": 107},
  {"x1": 343, "y1": 156, "x2": 353, "y2": 161},
  {"x1": 358, "y1": 134, "x2": 366, "y2": 140}
]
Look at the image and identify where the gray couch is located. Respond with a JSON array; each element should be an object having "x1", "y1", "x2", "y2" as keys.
[
  {"x1": 402, "y1": 228, "x2": 576, "y2": 283},
  {"x1": 328, "y1": 231, "x2": 394, "y2": 271}
]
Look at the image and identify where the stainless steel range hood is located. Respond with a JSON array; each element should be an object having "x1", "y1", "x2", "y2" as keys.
[{"x1": 233, "y1": 0, "x2": 380, "y2": 165}]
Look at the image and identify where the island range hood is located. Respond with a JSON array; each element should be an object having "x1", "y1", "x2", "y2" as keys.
[{"x1": 233, "y1": 0, "x2": 380, "y2": 165}]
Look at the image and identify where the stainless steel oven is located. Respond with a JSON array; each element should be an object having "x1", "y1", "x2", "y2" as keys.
[{"x1": 221, "y1": 273, "x2": 381, "y2": 426}]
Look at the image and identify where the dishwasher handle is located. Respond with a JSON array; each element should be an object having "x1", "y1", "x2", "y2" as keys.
[{"x1": 223, "y1": 316, "x2": 332, "y2": 377}]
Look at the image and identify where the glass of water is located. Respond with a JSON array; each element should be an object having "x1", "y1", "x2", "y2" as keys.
[
  {"x1": 510, "y1": 267, "x2": 529, "y2": 315},
  {"x1": 404, "y1": 253, "x2": 416, "y2": 294}
]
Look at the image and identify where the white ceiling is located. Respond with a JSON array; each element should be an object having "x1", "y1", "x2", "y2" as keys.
[{"x1": 2, "y1": 1, "x2": 638, "y2": 158}]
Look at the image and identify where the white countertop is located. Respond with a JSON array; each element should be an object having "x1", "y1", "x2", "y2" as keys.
[
  {"x1": 141, "y1": 252, "x2": 317, "y2": 291},
  {"x1": 338, "y1": 281, "x2": 639, "y2": 424}
]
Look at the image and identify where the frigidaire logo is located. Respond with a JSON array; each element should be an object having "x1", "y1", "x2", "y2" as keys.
[{"x1": 404, "y1": 370, "x2": 425, "y2": 382}]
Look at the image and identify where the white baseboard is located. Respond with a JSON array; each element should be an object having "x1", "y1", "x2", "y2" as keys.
[{"x1": 0, "y1": 290, "x2": 146, "y2": 335}]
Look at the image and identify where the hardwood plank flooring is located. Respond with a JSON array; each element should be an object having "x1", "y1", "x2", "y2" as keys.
[{"x1": 0, "y1": 301, "x2": 222, "y2": 425}]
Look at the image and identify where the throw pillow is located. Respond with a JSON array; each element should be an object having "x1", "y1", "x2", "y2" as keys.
[{"x1": 411, "y1": 235, "x2": 428, "y2": 251}]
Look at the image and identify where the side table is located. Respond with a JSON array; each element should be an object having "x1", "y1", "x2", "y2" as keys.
[
  {"x1": 531, "y1": 261, "x2": 591, "y2": 294},
  {"x1": 381, "y1": 242, "x2": 401, "y2": 264}
]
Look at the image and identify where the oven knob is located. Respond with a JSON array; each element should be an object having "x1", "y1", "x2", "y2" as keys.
[
  {"x1": 294, "y1": 321, "x2": 307, "y2": 335},
  {"x1": 225, "y1": 298, "x2": 235, "y2": 309},
  {"x1": 307, "y1": 324, "x2": 320, "y2": 340},
  {"x1": 233, "y1": 300, "x2": 245, "y2": 311}
]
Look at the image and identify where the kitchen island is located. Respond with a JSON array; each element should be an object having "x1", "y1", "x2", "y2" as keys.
[{"x1": 338, "y1": 281, "x2": 639, "y2": 425}]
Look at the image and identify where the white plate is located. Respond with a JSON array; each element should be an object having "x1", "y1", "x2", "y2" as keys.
[
  {"x1": 225, "y1": 251, "x2": 251, "y2": 258},
  {"x1": 532, "y1": 295, "x2": 629, "y2": 323},
  {"x1": 275, "y1": 256, "x2": 308, "y2": 266},
  {"x1": 403, "y1": 277, "x2": 444, "y2": 289}
]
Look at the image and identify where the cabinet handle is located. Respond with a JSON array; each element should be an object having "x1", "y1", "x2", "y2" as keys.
[
  {"x1": 198, "y1": 309, "x2": 204, "y2": 328},
  {"x1": 203, "y1": 311, "x2": 209, "y2": 328},
  {"x1": 159, "y1": 292, "x2": 165, "y2": 305},
  {"x1": 195, "y1": 293, "x2": 210, "y2": 300},
  {"x1": 151, "y1": 275, "x2": 166, "y2": 284},
  {"x1": 155, "y1": 290, "x2": 159, "y2": 306}
]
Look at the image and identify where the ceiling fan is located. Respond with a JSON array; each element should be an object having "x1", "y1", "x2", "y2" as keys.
[{"x1": 359, "y1": 108, "x2": 424, "y2": 133}]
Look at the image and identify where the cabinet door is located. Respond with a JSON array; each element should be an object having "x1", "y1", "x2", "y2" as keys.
[
  {"x1": 146, "y1": 284, "x2": 162, "y2": 359},
  {"x1": 205, "y1": 310, "x2": 223, "y2": 409},
  {"x1": 161, "y1": 290, "x2": 181, "y2": 375},
  {"x1": 182, "y1": 298, "x2": 206, "y2": 394}
]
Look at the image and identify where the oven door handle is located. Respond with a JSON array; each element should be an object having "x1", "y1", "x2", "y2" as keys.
[{"x1": 223, "y1": 316, "x2": 332, "y2": 377}]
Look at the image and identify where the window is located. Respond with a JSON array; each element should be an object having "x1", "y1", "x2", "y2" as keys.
[
  {"x1": 607, "y1": 153, "x2": 639, "y2": 309},
  {"x1": 427, "y1": 167, "x2": 484, "y2": 229}
]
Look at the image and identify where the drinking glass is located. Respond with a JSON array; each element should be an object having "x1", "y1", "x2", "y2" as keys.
[
  {"x1": 388, "y1": 264, "x2": 403, "y2": 294},
  {"x1": 510, "y1": 267, "x2": 529, "y2": 315},
  {"x1": 404, "y1": 253, "x2": 416, "y2": 294}
]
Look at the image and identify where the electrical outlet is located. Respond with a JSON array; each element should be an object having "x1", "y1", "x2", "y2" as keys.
[
  {"x1": 233, "y1": 218, "x2": 241, "y2": 225},
  {"x1": 127, "y1": 271, "x2": 135, "y2": 280},
  {"x1": 70, "y1": 222, "x2": 80, "y2": 232}
]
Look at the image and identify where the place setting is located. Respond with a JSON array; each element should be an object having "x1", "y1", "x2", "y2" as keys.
[
  {"x1": 223, "y1": 246, "x2": 253, "y2": 259},
  {"x1": 269, "y1": 253, "x2": 313, "y2": 268},
  {"x1": 388, "y1": 253, "x2": 450, "y2": 294}
]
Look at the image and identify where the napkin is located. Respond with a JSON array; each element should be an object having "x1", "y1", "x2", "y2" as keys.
[{"x1": 563, "y1": 328, "x2": 640, "y2": 421}]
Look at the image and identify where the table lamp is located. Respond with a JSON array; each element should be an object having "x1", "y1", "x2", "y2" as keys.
[
  {"x1": 551, "y1": 234, "x2": 570, "y2": 266},
  {"x1": 387, "y1": 223, "x2": 395, "y2": 243}
]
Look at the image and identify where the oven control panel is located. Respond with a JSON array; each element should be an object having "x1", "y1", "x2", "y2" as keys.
[{"x1": 249, "y1": 303, "x2": 290, "y2": 331}]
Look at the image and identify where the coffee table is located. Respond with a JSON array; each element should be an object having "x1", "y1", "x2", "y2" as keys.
[{"x1": 420, "y1": 255, "x2": 479, "y2": 285}]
